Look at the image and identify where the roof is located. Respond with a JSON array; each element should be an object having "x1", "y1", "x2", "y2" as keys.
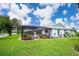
[
  {"x1": 22, "y1": 25, "x2": 52, "y2": 29},
  {"x1": 22, "y1": 25, "x2": 73, "y2": 30}
]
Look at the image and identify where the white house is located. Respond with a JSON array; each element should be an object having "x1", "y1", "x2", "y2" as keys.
[{"x1": 21, "y1": 25, "x2": 75, "y2": 40}]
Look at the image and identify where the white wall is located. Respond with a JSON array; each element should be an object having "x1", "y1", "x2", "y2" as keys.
[
  {"x1": 59, "y1": 30, "x2": 65, "y2": 37},
  {"x1": 51, "y1": 29, "x2": 58, "y2": 37},
  {"x1": 51, "y1": 29, "x2": 65, "y2": 37}
]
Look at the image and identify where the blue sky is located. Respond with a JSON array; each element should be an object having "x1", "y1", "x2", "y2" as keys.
[{"x1": 0, "y1": 3, "x2": 79, "y2": 30}]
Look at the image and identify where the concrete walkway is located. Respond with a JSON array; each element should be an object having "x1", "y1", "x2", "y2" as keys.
[
  {"x1": 0, "y1": 34, "x2": 9, "y2": 37},
  {"x1": 0, "y1": 33, "x2": 17, "y2": 38}
]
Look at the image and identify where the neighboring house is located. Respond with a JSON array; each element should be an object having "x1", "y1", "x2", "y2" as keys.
[{"x1": 21, "y1": 25, "x2": 75, "y2": 40}]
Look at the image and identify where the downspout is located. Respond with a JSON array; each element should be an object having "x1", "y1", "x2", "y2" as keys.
[
  {"x1": 58, "y1": 29, "x2": 60, "y2": 37},
  {"x1": 21, "y1": 26, "x2": 23, "y2": 40},
  {"x1": 64, "y1": 29, "x2": 66, "y2": 37}
]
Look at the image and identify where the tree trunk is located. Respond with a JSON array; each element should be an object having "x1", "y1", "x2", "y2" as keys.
[
  {"x1": 9, "y1": 32, "x2": 11, "y2": 36},
  {"x1": 0, "y1": 30, "x2": 1, "y2": 33},
  {"x1": 7, "y1": 29, "x2": 12, "y2": 36}
]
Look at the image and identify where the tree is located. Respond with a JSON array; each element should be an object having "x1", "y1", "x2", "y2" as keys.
[
  {"x1": 71, "y1": 27, "x2": 77, "y2": 36},
  {"x1": 11, "y1": 18, "x2": 22, "y2": 34},
  {"x1": 0, "y1": 16, "x2": 13, "y2": 36},
  {"x1": 5, "y1": 17, "x2": 13, "y2": 36},
  {"x1": 0, "y1": 16, "x2": 22, "y2": 35},
  {"x1": 71, "y1": 27, "x2": 77, "y2": 33},
  {"x1": 0, "y1": 23, "x2": 2, "y2": 33},
  {"x1": 0, "y1": 16, "x2": 5, "y2": 33},
  {"x1": 0, "y1": 25, "x2": 2, "y2": 33}
]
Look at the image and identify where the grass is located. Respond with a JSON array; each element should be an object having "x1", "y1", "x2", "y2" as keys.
[{"x1": 0, "y1": 35, "x2": 79, "y2": 56}]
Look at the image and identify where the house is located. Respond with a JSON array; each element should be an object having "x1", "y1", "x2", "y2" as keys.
[
  {"x1": 21, "y1": 25, "x2": 75, "y2": 40},
  {"x1": 21, "y1": 25, "x2": 52, "y2": 39}
]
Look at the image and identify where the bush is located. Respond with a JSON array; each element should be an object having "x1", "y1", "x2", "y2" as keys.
[
  {"x1": 0, "y1": 34, "x2": 20, "y2": 40},
  {"x1": 21, "y1": 34, "x2": 33, "y2": 40},
  {"x1": 76, "y1": 32, "x2": 79, "y2": 37},
  {"x1": 74, "y1": 44, "x2": 79, "y2": 52},
  {"x1": 64, "y1": 32, "x2": 75, "y2": 37},
  {"x1": 64, "y1": 32, "x2": 70, "y2": 37},
  {"x1": 39, "y1": 34, "x2": 49, "y2": 39}
]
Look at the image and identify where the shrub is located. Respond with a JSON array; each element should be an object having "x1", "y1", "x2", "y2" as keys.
[
  {"x1": 0, "y1": 34, "x2": 20, "y2": 40},
  {"x1": 39, "y1": 34, "x2": 49, "y2": 39},
  {"x1": 64, "y1": 32, "x2": 70, "y2": 37},
  {"x1": 64, "y1": 32, "x2": 75, "y2": 37},
  {"x1": 74, "y1": 44, "x2": 79, "y2": 52},
  {"x1": 76, "y1": 32, "x2": 79, "y2": 37},
  {"x1": 21, "y1": 34, "x2": 33, "y2": 40}
]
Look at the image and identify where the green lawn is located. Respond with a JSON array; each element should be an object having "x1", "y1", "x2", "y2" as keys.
[{"x1": 0, "y1": 35, "x2": 79, "y2": 56}]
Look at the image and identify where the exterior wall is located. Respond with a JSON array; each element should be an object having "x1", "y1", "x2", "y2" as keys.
[
  {"x1": 42, "y1": 30, "x2": 46, "y2": 34},
  {"x1": 48, "y1": 30, "x2": 52, "y2": 37},
  {"x1": 51, "y1": 29, "x2": 65, "y2": 37},
  {"x1": 21, "y1": 25, "x2": 75, "y2": 40},
  {"x1": 51, "y1": 29, "x2": 58, "y2": 37},
  {"x1": 51, "y1": 29, "x2": 76, "y2": 38},
  {"x1": 42, "y1": 29, "x2": 51, "y2": 37},
  {"x1": 59, "y1": 30, "x2": 65, "y2": 37}
]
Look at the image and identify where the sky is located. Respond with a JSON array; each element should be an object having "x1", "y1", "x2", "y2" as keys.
[{"x1": 0, "y1": 3, "x2": 79, "y2": 30}]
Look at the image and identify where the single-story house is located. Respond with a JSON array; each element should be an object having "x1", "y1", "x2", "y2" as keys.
[{"x1": 21, "y1": 25, "x2": 75, "y2": 40}]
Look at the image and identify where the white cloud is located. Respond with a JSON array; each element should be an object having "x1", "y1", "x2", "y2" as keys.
[
  {"x1": 70, "y1": 16, "x2": 74, "y2": 20},
  {"x1": 56, "y1": 18, "x2": 64, "y2": 25},
  {"x1": 34, "y1": 6, "x2": 53, "y2": 27},
  {"x1": 40, "y1": 3, "x2": 65, "y2": 8},
  {"x1": 8, "y1": 11, "x2": 31, "y2": 25},
  {"x1": 63, "y1": 10, "x2": 68, "y2": 15},
  {"x1": 70, "y1": 13, "x2": 79, "y2": 21},
  {"x1": 69, "y1": 22, "x2": 75, "y2": 28},
  {"x1": 39, "y1": 3, "x2": 49, "y2": 6},
  {"x1": 76, "y1": 26, "x2": 79, "y2": 30},
  {"x1": 7, "y1": 3, "x2": 33, "y2": 25},
  {"x1": 76, "y1": 21, "x2": 79, "y2": 25},
  {"x1": 34, "y1": 6, "x2": 53, "y2": 19},
  {"x1": 8, "y1": 11, "x2": 19, "y2": 19},
  {"x1": 55, "y1": 18, "x2": 72, "y2": 29},
  {"x1": 40, "y1": 19, "x2": 53, "y2": 28},
  {"x1": 9, "y1": 3, "x2": 31, "y2": 17},
  {"x1": 33, "y1": 3, "x2": 61, "y2": 27},
  {"x1": 63, "y1": 18, "x2": 70, "y2": 29},
  {"x1": 64, "y1": 22, "x2": 75, "y2": 29},
  {"x1": 64, "y1": 24, "x2": 69, "y2": 29},
  {"x1": 0, "y1": 3, "x2": 10, "y2": 9},
  {"x1": 20, "y1": 4, "x2": 33, "y2": 16},
  {"x1": 0, "y1": 3, "x2": 10, "y2": 15},
  {"x1": 22, "y1": 16, "x2": 32, "y2": 25},
  {"x1": 0, "y1": 3, "x2": 33, "y2": 25},
  {"x1": 75, "y1": 13, "x2": 79, "y2": 20},
  {"x1": 64, "y1": 22, "x2": 76, "y2": 29},
  {"x1": 64, "y1": 18, "x2": 67, "y2": 22}
]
